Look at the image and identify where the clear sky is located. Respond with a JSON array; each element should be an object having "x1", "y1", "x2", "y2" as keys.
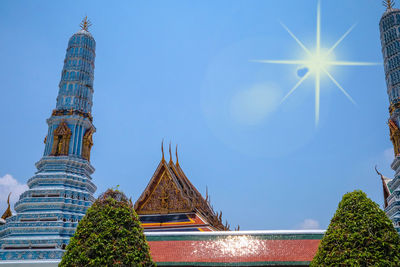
[{"x1": 0, "y1": 0, "x2": 392, "y2": 230}]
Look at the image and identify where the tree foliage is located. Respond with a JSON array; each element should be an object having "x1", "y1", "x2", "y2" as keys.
[
  {"x1": 59, "y1": 189, "x2": 155, "y2": 267},
  {"x1": 311, "y1": 190, "x2": 400, "y2": 266}
]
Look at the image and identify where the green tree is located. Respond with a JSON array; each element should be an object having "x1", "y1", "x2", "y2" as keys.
[
  {"x1": 59, "y1": 189, "x2": 155, "y2": 267},
  {"x1": 311, "y1": 190, "x2": 400, "y2": 266}
]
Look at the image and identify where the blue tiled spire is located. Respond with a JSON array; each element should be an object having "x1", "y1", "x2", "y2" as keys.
[
  {"x1": 0, "y1": 18, "x2": 97, "y2": 261},
  {"x1": 379, "y1": 5, "x2": 400, "y2": 233},
  {"x1": 56, "y1": 28, "x2": 95, "y2": 114}
]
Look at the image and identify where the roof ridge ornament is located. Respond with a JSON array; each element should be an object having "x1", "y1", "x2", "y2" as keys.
[
  {"x1": 80, "y1": 16, "x2": 92, "y2": 31},
  {"x1": 161, "y1": 139, "x2": 165, "y2": 162},
  {"x1": 169, "y1": 142, "x2": 173, "y2": 164},
  {"x1": 1, "y1": 193, "x2": 12, "y2": 220},
  {"x1": 383, "y1": 0, "x2": 395, "y2": 10},
  {"x1": 176, "y1": 144, "x2": 179, "y2": 166}
]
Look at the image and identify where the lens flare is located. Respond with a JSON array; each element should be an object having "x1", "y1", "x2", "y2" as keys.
[{"x1": 251, "y1": 0, "x2": 379, "y2": 125}]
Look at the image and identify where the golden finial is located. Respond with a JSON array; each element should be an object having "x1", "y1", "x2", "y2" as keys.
[
  {"x1": 161, "y1": 139, "x2": 165, "y2": 162},
  {"x1": 375, "y1": 165, "x2": 389, "y2": 182},
  {"x1": 80, "y1": 16, "x2": 92, "y2": 31},
  {"x1": 383, "y1": 0, "x2": 395, "y2": 9},
  {"x1": 175, "y1": 144, "x2": 179, "y2": 166},
  {"x1": 169, "y1": 142, "x2": 173, "y2": 163},
  {"x1": 1, "y1": 193, "x2": 12, "y2": 220}
]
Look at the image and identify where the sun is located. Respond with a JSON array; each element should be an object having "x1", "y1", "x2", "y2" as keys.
[
  {"x1": 252, "y1": 0, "x2": 379, "y2": 125},
  {"x1": 306, "y1": 50, "x2": 333, "y2": 73}
]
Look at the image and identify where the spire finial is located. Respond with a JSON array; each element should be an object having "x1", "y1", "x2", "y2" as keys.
[
  {"x1": 176, "y1": 144, "x2": 179, "y2": 166},
  {"x1": 80, "y1": 16, "x2": 92, "y2": 31},
  {"x1": 1, "y1": 193, "x2": 12, "y2": 220},
  {"x1": 383, "y1": 0, "x2": 395, "y2": 10},
  {"x1": 161, "y1": 139, "x2": 165, "y2": 162},
  {"x1": 169, "y1": 142, "x2": 173, "y2": 163},
  {"x1": 375, "y1": 165, "x2": 386, "y2": 181}
]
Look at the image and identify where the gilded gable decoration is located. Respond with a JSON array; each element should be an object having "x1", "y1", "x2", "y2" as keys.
[
  {"x1": 389, "y1": 119, "x2": 400, "y2": 156},
  {"x1": 82, "y1": 127, "x2": 95, "y2": 161},
  {"x1": 135, "y1": 143, "x2": 231, "y2": 231},
  {"x1": 50, "y1": 121, "x2": 71, "y2": 156},
  {"x1": 135, "y1": 164, "x2": 192, "y2": 214}
]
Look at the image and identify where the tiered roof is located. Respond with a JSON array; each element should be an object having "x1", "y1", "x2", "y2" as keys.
[{"x1": 135, "y1": 143, "x2": 228, "y2": 231}]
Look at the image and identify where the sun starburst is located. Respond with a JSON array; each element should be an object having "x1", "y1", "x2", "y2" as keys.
[{"x1": 252, "y1": 0, "x2": 379, "y2": 125}]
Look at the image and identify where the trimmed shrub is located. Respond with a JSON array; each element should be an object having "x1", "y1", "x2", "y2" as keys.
[
  {"x1": 59, "y1": 189, "x2": 155, "y2": 267},
  {"x1": 311, "y1": 190, "x2": 400, "y2": 266}
]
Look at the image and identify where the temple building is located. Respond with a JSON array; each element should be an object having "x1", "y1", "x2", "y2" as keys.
[
  {"x1": 136, "y1": 143, "x2": 229, "y2": 232},
  {"x1": 0, "y1": 17, "x2": 97, "y2": 261},
  {"x1": 379, "y1": 0, "x2": 400, "y2": 233},
  {"x1": 0, "y1": 18, "x2": 326, "y2": 266}
]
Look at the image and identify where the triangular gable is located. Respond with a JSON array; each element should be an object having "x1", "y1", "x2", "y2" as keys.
[
  {"x1": 135, "y1": 160, "x2": 193, "y2": 215},
  {"x1": 175, "y1": 163, "x2": 204, "y2": 201},
  {"x1": 54, "y1": 121, "x2": 71, "y2": 135},
  {"x1": 168, "y1": 162, "x2": 198, "y2": 201},
  {"x1": 173, "y1": 163, "x2": 228, "y2": 231}
]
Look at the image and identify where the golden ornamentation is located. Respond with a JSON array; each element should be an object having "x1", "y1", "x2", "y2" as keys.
[
  {"x1": 161, "y1": 139, "x2": 165, "y2": 162},
  {"x1": 169, "y1": 142, "x2": 173, "y2": 164},
  {"x1": 82, "y1": 128, "x2": 94, "y2": 161},
  {"x1": 50, "y1": 121, "x2": 71, "y2": 156},
  {"x1": 51, "y1": 109, "x2": 93, "y2": 122},
  {"x1": 135, "y1": 146, "x2": 231, "y2": 230},
  {"x1": 389, "y1": 119, "x2": 400, "y2": 156},
  {"x1": 383, "y1": 0, "x2": 395, "y2": 9},
  {"x1": 44, "y1": 135, "x2": 47, "y2": 144},
  {"x1": 176, "y1": 144, "x2": 179, "y2": 166},
  {"x1": 1, "y1": 193, "x2": 12, "y2": 220},
  {"x1": 136, "y1": 171, "x2": 192, "y2": 214},
  {"x1": 136, "y1": 169, "x2": 191, "y2": 214},
  {"x1": 389, "y1": 102, "x2": 400, "y2": 116},
  {"x1": 159, "y1": 187, "x2": 169, "y2": 210},
  {"x1": 80, "y1": 16, "x2": 92, "y2": 31}
]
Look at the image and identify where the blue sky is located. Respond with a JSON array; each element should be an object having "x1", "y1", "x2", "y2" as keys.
[{"x1": 0, "y1": 0, "x2": 393, "y2": 230}]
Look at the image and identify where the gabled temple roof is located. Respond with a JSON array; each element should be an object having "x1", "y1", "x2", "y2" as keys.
[{"x1": 134, "y1": 144, "x2": 228, "y2": 231}]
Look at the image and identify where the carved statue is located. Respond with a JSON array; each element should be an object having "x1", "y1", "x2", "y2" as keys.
[
  {"x1": 50, "y1": 121, "x2": 71, "y2": 156},
  {"x1": 160, "y1": 188, "x2": 169, "y2": 210},
  {"x1": 82, "y1": 128, "x2": 94, "y2": 161},
  {"x1": 389, "y1": 119, "x2": 400, "y2": 156}
]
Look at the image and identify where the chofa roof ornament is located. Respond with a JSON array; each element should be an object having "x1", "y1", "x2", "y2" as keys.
[{"x1": 1, "y1": 193, "x2": 12, "y2": 220}]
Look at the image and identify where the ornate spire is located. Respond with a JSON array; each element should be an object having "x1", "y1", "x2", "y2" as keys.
[
  {"x1": 1, "y1": 193, "x2": 12, "y2": 220},
  {"x1": 383, "y1": 0, "x2": 395, "y2": 10},
  {"x1": 80, "y1": 16, "x2": 92, "y2": 31}
]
